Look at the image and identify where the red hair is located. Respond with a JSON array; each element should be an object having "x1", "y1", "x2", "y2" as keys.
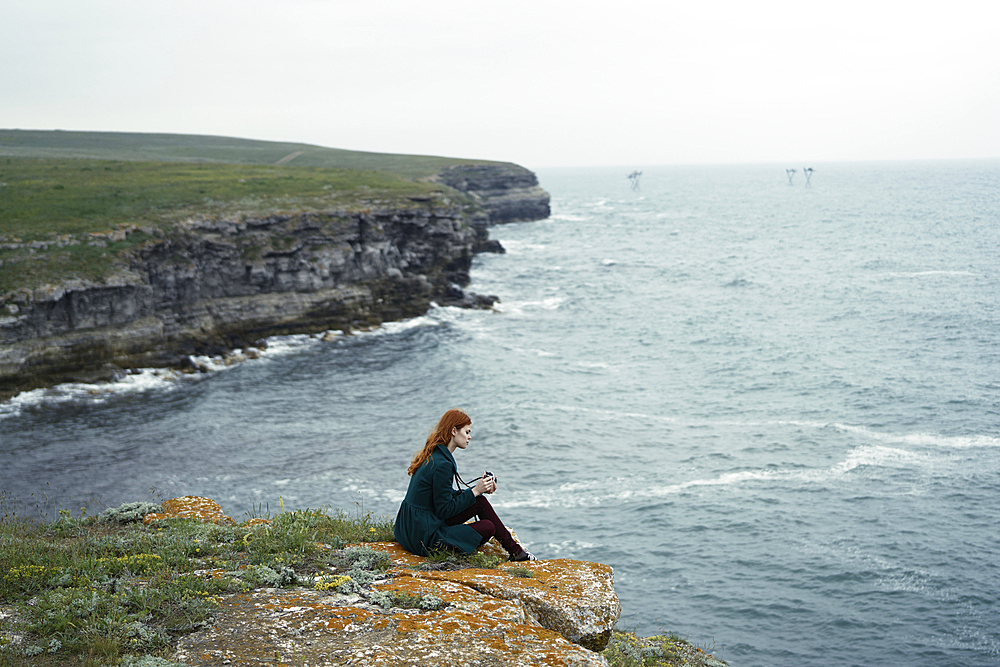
[{"x1": 407, "y1": 409, "x2": 471, "y2": 475}]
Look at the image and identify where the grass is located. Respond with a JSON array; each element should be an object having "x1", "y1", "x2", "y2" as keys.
[
  {"x1": 601, "y1": 630, "x2": 728, "y2": 667},
  {"x1": 0, "y1": 157, "x2": 449, "y2": 240},
  {"x1": 0, "y1": 498, "x2": 722, "y2": 667},
  {"x1": 420, "y1": 546, "x2": 505, "y2": 570},
  {"x1": 0, "y1": 129, "x2": 502, "y2": 180},
  {"x1": 0, "y1": 498, "x2": 395, "y2": 667},
  {"x1": 0, "y1": 156, "x2": 467, "y2": 296}
]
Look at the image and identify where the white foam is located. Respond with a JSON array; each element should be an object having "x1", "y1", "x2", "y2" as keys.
[
  {"x1": 0, "y1": 322, "x2": 411, "y2": 419},
  {"x1": 356, "y1": 314, "x2": 439, "y2": 337},
  {"x1": 576, "y1": 361, "x2": 610, "y2": 369},
  {"x1": 831, "y1": 444, "x2": 932, "y2": 474},
  {"x1": 879, "y1": 270, "x2": 976, "y2": 279},
  {"x1": 544, "y1": 539, "x2": 597, "y2": 556},
  {"x1": 497, "y1": 441, "x2": 938, "y2": 510},
  {"x1": 549, "y1": 213, "x2": 587, "y2": 222},
  {"x1": 507, "y1": 346, "x2": 559, "y2": 358},
  {"x1": 493, "y1": 239, "x2": 548, "y2": 254},
  {"x1": 258, "y1": 333, "x2": 328, "y2": 356},
  {"x1": 0, "y1": 367, "x2": 189, "y2": 420},
  {"x1": 493, "y1": 297, "x2": 564, "y2": 316},
  {"x1": 829, "y1": 423, "x2": 1000, "y2": 449}
]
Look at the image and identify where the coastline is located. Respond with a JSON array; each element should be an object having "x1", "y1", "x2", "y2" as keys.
[{"x1": 0, "y1": 134, "x2": 550, "y2": 400}]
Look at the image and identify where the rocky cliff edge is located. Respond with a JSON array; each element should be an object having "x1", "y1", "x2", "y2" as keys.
[
  {"x1": 149, "y1": 496, "x2": 619, "y2": 667},
  {"x1": 0, "y1": 164, "x2": 549, "y2": 398}
]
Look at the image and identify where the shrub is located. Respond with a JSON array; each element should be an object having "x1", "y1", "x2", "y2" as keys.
[{"x1": 98, "y1": 502, "x2": 163, "y2": 525}]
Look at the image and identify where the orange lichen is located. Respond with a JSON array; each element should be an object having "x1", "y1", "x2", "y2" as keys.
[
  {"x1": 165, "y1": 498, "x2": 618, "y2": 665},
  {"x1": 142, "y1": 496, "x2": 235, "y2": 525}
]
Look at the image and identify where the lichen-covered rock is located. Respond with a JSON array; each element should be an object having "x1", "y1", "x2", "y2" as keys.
[
  {"x1": 360, "y1": 541, "x2": 619, "y2": 650},
  {"x1": 142, "y1": 496, "x2": 235, "y2": 525},
  {"x1": 394, "y1": 558, "x2": 619, "y2": 651},
  {"x1": 156, "y1": 498, "x2": 619, "y2": 664},
  {"x1": 173, "y1": 588, "x2": 608, "y2": 667}
]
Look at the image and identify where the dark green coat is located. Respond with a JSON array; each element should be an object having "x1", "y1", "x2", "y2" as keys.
[{"x1": 394, "y1": 445, "x2": 481, "y2": 555}]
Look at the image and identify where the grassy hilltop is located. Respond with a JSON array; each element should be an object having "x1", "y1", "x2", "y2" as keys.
[
  {"x1": 0, "y1": 129, "x2": 494, "y2": 178},
  {"x1": 0, "y1": 130, "x2": 495, "y2": 296}
]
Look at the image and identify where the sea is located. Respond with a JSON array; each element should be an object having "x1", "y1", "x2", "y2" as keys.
[{"x1": 2, "y1": 160, "x2": 999, "y2": 667}]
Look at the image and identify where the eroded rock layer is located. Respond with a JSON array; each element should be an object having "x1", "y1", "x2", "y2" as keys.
[
  {"x1": 435, "y1": 164, "x2": 551, "y2": 225},
  {"x1": 0, "y1": 205, "x2": 489, "y2": 396}
]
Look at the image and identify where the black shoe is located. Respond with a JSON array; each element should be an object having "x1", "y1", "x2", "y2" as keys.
[{"x1": 509, "y1": 549, "x2": 536, "y2": 562}]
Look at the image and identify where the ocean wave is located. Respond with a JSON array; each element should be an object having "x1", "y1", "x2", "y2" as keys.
[
  {"x1": 828, "y1": 423, "x2": 1000, "y2": 449},
  {"x1": 507, "y1": 405, "x2": 998, "y2": 453},
  {"x1": 492, "y1": 239, "x2": 549, "y2": 254},
  {"x1": 878, "y1": 270, "x2": 976, "y2": 279},
  {"x1": 496, "y1": 444, "x2": 933, "y2": 510},
  {"x1": 493, "y1": 296, "x2": 564, "y2": 316},
  {"x1": 0, "y1": 367, "x2": 191, "y2": 421},
  {"x1": 830, "y1": 444, "x2": 932, "y2": 473},
  {"x1": 549, "y1": 213, "x2": 587, "y2": 222},
  {"x1": 0, "y1": 322, "x2": 428, "y2": 420},
  {"x1": 356, "y1": 314, "x2": 440, "y2": 336}
]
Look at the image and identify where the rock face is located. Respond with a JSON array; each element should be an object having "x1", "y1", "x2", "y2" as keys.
[
  {"x1": 435, "y1": 164, "x2": 551, "y2": 225},
  {"x1": 0, "y1": 200, "x2": 517, "y2": 397},
  {"x1": 173, "y1": 541, "x2": 619, "y2": 667},
  {"x1": 0, "y1": 163, "x2": 551, "y2": 398}
]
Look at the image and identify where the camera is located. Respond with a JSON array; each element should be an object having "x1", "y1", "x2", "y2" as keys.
[{"x1": 484, "y1": 471, "x2": 497, "y2": 483}]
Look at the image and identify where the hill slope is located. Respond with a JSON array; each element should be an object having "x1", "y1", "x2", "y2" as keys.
[{"x1": 0, "y1": 129, "x2": 495, "y2": 179}]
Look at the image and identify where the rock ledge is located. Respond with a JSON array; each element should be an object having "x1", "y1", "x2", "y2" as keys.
[{"x1": 159, "y1": 497, "x2": 619, "y2": 666}]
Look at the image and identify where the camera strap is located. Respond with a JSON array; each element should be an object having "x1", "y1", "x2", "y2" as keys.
[{"x1": 455, "y1": 472, "x2": 485, "y2": 489}]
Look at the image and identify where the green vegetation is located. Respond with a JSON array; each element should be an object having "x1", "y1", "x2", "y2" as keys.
[
  {"x1": 420, "y1": 546, "x2": 505, "y2": 570},
  {"x1": 0, "y1": 157, "x2": 446, "y2": 240},
  {"x1": 0, "y1": 498, "x2": 720, "y2": 666},
  {"x1": 601, "y1": 630, "x2": 728, "y2": 667},
  {"x1": 0, "y1": 156, "x2": 460, "y2": 295},
  {"x1": 0, "y1": 499, "x2": 394, "y2": 667},
  {"x1": 0, "y1": 129, "x2": 499, "y2": 180},
  {"x1": 0, "y1": 129, "x2": 508, "y2": 298}
]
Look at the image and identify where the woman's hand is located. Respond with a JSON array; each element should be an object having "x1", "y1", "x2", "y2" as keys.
[{"x1": 473, "y1": 475, "x2": 497, "y2": 496}]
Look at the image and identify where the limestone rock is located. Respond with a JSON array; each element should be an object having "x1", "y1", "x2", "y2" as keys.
[
  {"x1": 161, "y1": 500, "x2": 619, "y2": 665},
  {"x1": 394, "y1": 558, "x2": 619, "y2": 651},
  {"x1": 435, "y1": 164, "x2": 551, "y2": 225},
  {"x1": 174, "y1": 588, "x2": 607, "y2": 667}
]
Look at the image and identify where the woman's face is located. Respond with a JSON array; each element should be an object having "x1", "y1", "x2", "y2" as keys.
[{"x1": 450, "y1": 424, "x2": 472, "y2": 450}]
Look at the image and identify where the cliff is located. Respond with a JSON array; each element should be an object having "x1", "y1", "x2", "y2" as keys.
[
  {"x1": 435, "y1": 163, "x2": 551, "y2": 224},
  {"x1": 0, "y1": 158, "x2": 549, "y2": 399}
]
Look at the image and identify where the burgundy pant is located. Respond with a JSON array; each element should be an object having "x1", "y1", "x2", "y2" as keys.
[{"x1": 445, "y1": 495, "x2": 520, "y2": 555}]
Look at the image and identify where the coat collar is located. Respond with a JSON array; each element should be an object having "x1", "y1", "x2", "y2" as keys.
[{"x1": 435, "y1": 444, "x2": 457, "y2": 467}]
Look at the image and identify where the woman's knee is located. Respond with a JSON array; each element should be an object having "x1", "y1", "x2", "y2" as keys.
[{"x1": 475, "y1": 520, "x2": 496, "y2": 544}]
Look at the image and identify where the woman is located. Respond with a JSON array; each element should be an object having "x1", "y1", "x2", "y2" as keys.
[{"x1": 394, "y1": 409, "x2": 535, "y2": 561}]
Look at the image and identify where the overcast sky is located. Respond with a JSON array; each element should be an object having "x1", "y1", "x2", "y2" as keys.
[{"x1": 3, "y1": 0, "x2": 998, "y2": 168}]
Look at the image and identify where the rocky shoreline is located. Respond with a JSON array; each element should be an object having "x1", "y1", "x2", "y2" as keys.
[{"x1": 0, "y1": 164, "x2": 549, "y2": 399}]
